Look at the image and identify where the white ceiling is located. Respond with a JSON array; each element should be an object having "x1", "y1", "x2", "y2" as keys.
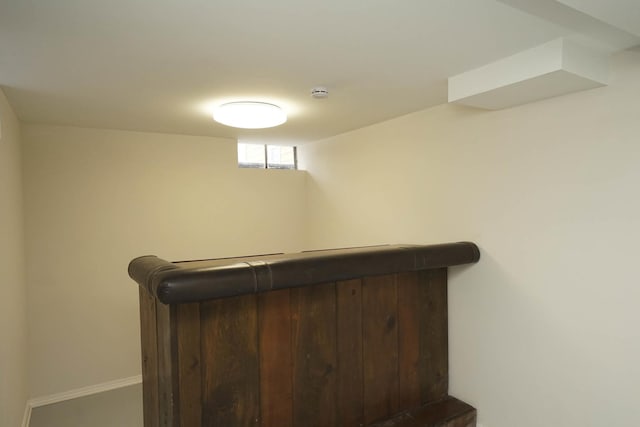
[{"x1": 0, "y1": 0, "x2": 636, "y2": 144}]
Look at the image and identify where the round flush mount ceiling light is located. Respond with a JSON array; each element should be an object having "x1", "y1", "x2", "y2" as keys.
[{"x1": 213, "y1": 102, "x2": 287, "y2": 129}]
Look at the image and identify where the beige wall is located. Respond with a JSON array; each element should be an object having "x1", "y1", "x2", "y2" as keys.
[
  {"x1": 0, "y1": 89, "x2": 28, "y2": 425},
  {"x1": 298, "y1": 49, "x2": 640, "y2": 427},
  {"x1": 23, "y1": 125, "x2": 307, "y2": 397}
]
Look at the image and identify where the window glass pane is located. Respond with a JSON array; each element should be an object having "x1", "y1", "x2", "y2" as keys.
[
  {"x1": 267, "y1": 145, "x2": 296, "y2": 169},
  {"x1": 237, "y1": 143, "x2": 266, "y2": 168}
]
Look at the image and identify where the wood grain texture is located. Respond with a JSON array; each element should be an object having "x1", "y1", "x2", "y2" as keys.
[
  {"x1": 366, "y1": 397, "x2": 476, "y2": 427},
  {"x1": 362, "y1": 274, "x2": 399, "y2": 424},
  {"x1": 177, "y1": 303, "x2": 201, "y2": 427},
  {"x1": 336, "y1": 279, "x2": 364, "y2": 427},
  {"x1": 139, "y1": 288, "x2": 159, "y2": 427},
  {"x1": 156, "y1": 303, "x2": 178, "y2": 427},
  {"x1": 291, "y1": 283, "x2": 338, "y2": 427},
  {"x1": 445, "y1": 411, "x2": 477, "y2": 427},
  {"x1": 258, "y1": 289, "x2": 293, "y2": 427},
  {"x1": 201, "y1": 295, "x2": 259, "y2": 427},
  {"x1": 397, "y1": 272, "x2": 422, "y2": 409},
  {"x1": 421, "y1": 269, "x2": 449, "y2": 403}
]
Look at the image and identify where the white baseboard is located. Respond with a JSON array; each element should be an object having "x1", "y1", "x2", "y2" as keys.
[{"x1": 22, "y1": 374, "x2": 142, "y2": 426}]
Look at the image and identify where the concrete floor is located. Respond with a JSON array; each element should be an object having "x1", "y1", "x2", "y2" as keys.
[{"x1": 29, "y1": 383, "x2": 142, "y2": 427}]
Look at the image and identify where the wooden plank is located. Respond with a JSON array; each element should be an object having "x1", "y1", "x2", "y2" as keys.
[
  {"x1": 258, "y1": 289, "x2": 293, "y2": 427},
  {"x1": 362, "y1": 274, "x2": 399, "y2": 424},
  {"x1": 444, "y1": 411, "x2": 477, "y2": 427},
  {"x1": 139, "y1": 288, "x2": 159, "y2": 427},
  {"x1": 156, "y1": 303, "x2": 179, "y2": 427},
  {"x1": 397, "y1": 271, "x2": 422, "y2": 409},
  {"x1": 177, "y1": 303, "x2": 201, "y2": 427},
  {"x1": 291, "y1": 283, "x2": 337, "y2": 427},
  {"x1": 201, "y1": 295, "x2": 259, "y2": 427},
  {"x1": 336, "y1": 279, "x2": 364, "y2": 426},
  {"x1": 366, "y1": 396, "x2": 476, "y2": 427},
  {"x1": 420, "y1": 268, "x2": 449, "y2": 403}
]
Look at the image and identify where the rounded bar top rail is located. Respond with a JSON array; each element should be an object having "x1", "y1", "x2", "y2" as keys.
[{"x1": 128, "y1": 242, "x2": 480, "y2": 305}]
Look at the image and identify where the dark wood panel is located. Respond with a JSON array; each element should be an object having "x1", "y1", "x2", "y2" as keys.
[
  {"x1": 366, "y1": 396, "x2": 476, "y2": 427},
  {"x1": 397, "y1": 271, "x2": 422, "y2": 409},
  {"x1": 445, "y1": 411, "x2": 477, "y2": 427},
  {"x1": 139, "y1": 288, "x2": 159, "y2": 427},
  {"x1": 134, "y1": 246, "x2": 477, "y2": 427},
  {"x1": 156, "y1": 303, "x2": 178, "y2": 427},
  {"x1": 176, "y1": 303, "x2": 201, "y2": 427},
  {"x1": 336, "y1": 279, "x2": 364, "y2": 426},
  {"x1": 363, "y1": 274, "x2": 399, "y2": 424},
  {"x1": 201, "y1": 295, "x2": 259, "y2": 427},
  {"x1": 258, "y1": 289, "x2": 293, "y2": 427},
  {"x1": 420, "y1": 268, "x2": 449, "y2": 403},
  {"x1": 291, "y1": 283, "x2": 338, "y2": 426}
]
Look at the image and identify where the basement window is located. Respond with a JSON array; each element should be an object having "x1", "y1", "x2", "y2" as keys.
[{"x1": 237, "y1": 143, "x2": 297, "y2": 170}]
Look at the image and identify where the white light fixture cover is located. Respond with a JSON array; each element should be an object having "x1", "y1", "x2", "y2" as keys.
[{"x1": 213, "y1": 102, "x2": 287, "y2": 129}]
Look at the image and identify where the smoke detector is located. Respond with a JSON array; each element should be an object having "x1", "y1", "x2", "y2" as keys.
[{"x1": 311, "y1": 86, "x2": 329, "y2": 99}]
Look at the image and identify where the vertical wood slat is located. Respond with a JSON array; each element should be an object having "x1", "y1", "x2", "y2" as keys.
[
  {"x1": 258, "y1": 289, "x2": 293, "y2": 427},
  {"x1": 291, "y1": 283, "x2": 338, "y2": 427},
  {"x1": 363, "y1": 274, "x2": 399, "y2": 425},
  {"x1": 336, "y1": 279, "x2": 364, "y2": 427},
  {"x1": 177, "y1": 303, "x2": 201, "y2": 427},
  {"x1": 201, "y1": 295, "x2": 260, "y2": 427},
  {"x1": 397, "y1": 272, "x2": 422, "y2": 409},
  {"x1": 156, "y1": 303, "x2": 179, "y2": 427},
  {"x1": 139, "y1": 288, "x2": 159, "y2": 427},
  {"x1": 421, "y1": 268, "x2": 449, "y2": 403}
]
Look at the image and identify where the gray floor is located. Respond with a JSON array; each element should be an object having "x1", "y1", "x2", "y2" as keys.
[{"x1": 30, "y1": 384, "x2": 143, "y2": 427}]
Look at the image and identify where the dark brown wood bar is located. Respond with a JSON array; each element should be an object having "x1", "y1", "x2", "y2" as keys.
[{"x1": 129, "y1": 242, "x2": 480, "y2": 427}]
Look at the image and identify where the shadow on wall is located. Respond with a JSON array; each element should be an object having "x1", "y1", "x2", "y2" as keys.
[{"x1": 447, "y1": 248, "x2": 620, "y2": 426}]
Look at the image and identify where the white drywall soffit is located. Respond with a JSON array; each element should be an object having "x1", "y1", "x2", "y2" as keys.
[
  {"x1": 448, "y1": 38, "x2": 609, "y2": 110},
  {"x1": 497, "y1": 0, "x2": 640, "y2": 51},
  {"x1": 556, "y1": 0, "x2": 640, "y2": 38}
]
